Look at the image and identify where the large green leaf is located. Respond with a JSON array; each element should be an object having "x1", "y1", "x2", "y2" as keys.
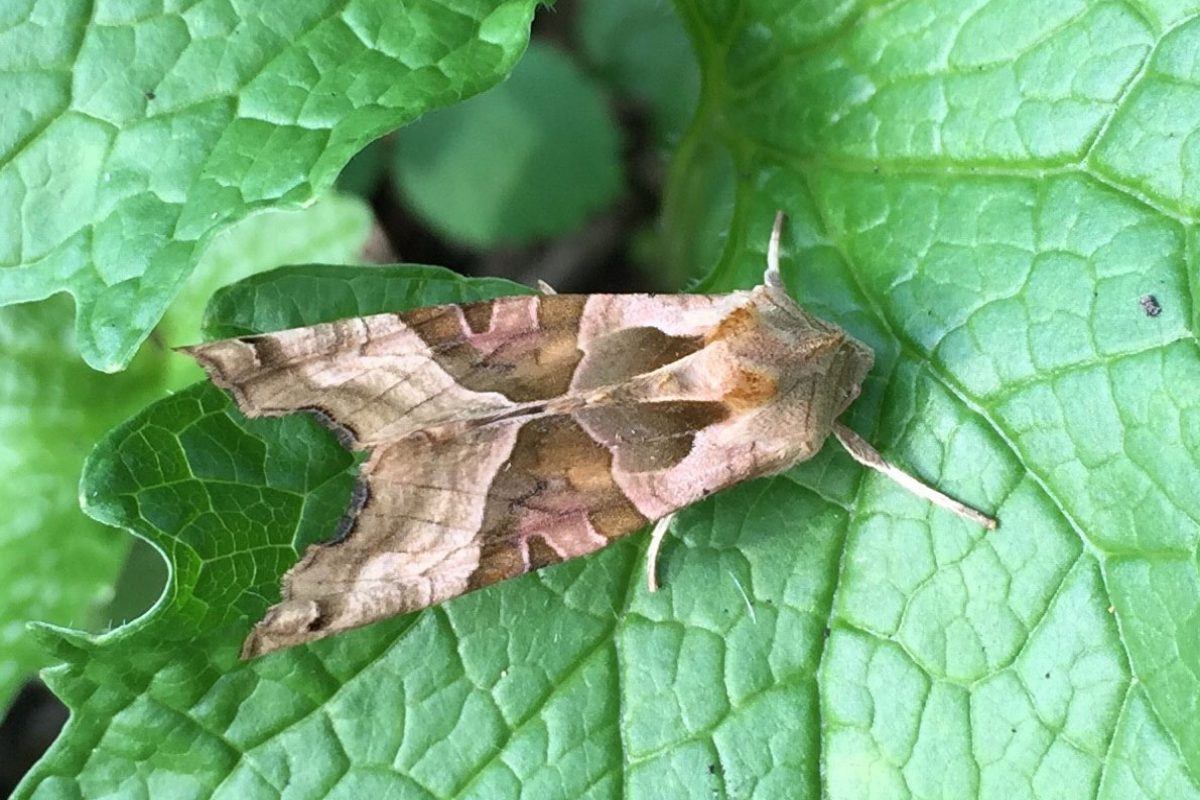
[
  {"x1": 17, "y1": 1, "x2": 1200, "y2": 798},
  {"x1": 0, "y1": 0, "x2": 538, "y2": 371}
]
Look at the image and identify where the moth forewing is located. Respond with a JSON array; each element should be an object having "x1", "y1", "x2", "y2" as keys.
[{"x1": 186, "y1": 214, "x2": 995, "y2": 659}]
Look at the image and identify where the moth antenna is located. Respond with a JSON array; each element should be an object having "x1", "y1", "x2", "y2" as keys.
[
  {"x1": 537, "y1": 279, "x2": 557, "y2": 295},
  {"x1": 764, "y1": 210, "x2": 786, "y2": 289},
  {"x1": 833, "y1": 423, "x2": 998, "y2": 530},
  {"x1": 645, "y1": 512, "x2": 678, "y2": 592}
]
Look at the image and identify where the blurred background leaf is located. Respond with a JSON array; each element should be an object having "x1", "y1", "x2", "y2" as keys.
[{"x1": 391, "y1": 42, "x2": 622, "y2": 249}]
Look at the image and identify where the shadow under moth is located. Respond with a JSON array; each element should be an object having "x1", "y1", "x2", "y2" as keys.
[{"x1": 184, "y1": 214, "x2": 996, "y2": 659}]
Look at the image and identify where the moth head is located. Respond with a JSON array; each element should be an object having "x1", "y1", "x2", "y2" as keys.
[
  {"x1": 718, "y1": 286, "x2": 873, "y2": 380},
  {"x1": 707, "y1": 286, "x2": 875, "y2": 469}
]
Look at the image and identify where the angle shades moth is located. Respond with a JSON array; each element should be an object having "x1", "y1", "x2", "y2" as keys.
[{"x1": 184, "y1": 214, "x2": 996, "y2": 658}]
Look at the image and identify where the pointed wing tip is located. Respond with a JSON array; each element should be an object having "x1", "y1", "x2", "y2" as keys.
[
  {"x1": 240, "y1": 615, "x2": 289, "y2": 660},
  {"x1": 238, "y1": 626, "x2": 293, "y2": 661},
  {"x1": 239, "y1": 634, "x2": 267, "y2": 660},
  {"x1": 175, "y1": 341, "x2": 220, "y2": 373},
  {"x1": 176, "y1": 340, "x2": 256, "y2": 410},
  {"x1": 239, "y1": 597, "x2": 330, "y2": 659}
]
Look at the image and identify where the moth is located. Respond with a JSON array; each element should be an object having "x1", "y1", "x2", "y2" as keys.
[{"x1": 184, "y1": 214, "x2": 995, "y2": 659}]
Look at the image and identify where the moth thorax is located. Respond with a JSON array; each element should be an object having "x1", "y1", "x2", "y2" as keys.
[{"x1": 722, "y1": 366, "x2": 779, "y2": 412}]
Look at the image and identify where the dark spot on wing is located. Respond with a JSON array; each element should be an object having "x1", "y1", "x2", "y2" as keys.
[
  {"x1": 238, "y1": 334, "x2": 292, "y2": 366},
  {"x1": 527, "y1": 536, "x2": 562, "y2": 570},
  {"x1": 304, "y1": 603, "x2": 328, "y2": 632},
  {"x1": 578, "y1": 401, "x2": 730, "y2": 472},
  {"x1": 461, "y1": 301, "x2": 494, "y2": 334},
  {"x1": 574, "y1": 327, "x2": 706, "y2": 390}
]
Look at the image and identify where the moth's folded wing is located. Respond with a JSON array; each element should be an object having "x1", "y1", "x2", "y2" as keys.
[
  {"x1": 241, "y1": 413, "x2": 650, "y2": 658},
  {"x1": 182, "y1": 294, "x2": 591, "y2": 448},
  {"x1": 182, "y1": 293, "x2": 752, "y2": 447},
  {"x1": 181, "y1": 310, "x2": 522, "y2": 448}
]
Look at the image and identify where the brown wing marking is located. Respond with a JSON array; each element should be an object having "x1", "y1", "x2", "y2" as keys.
[
  {"x1": 403, "y1": 294, "x2": 587, "y2": 402},
  {"x1": 468, "y1": 414, "x2": 648, "y2": 590},
  {"x1": 242, "y1": 413, "x2": 649, "y2": 658},
  {"x1": 575, "y1": 401, "x2": 730, "y2": 473},
  {"x1": 572, "y1": 327, "x2": 706, "y2": 391}
]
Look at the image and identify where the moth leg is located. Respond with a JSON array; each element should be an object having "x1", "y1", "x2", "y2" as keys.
[
  {"x1": 764, "y1": 210, "x2": 786, "y2": 289},
  {"x1": 645, "y1": 512, "x2": 678, "y2": 592},
  {"x1": 833, "y1": 423, "x2": 998, "y2": 529},
  {"x1": 537, "y1": 279, "x2": 557, "y2": 295}
]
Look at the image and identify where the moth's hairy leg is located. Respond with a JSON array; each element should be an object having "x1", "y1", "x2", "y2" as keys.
[
  {"x1": 764, "y1": 210, "x2": 786, "y2": 289},
  {"x1": 833, "y1": 423, "x2": 998, "y2": 529},
  {"x1": 645, "y1": 512, "x2": 678, "y2": 592},
  {"x1": 537, "y1": 279, "x2": 557, "y2": 295}
]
